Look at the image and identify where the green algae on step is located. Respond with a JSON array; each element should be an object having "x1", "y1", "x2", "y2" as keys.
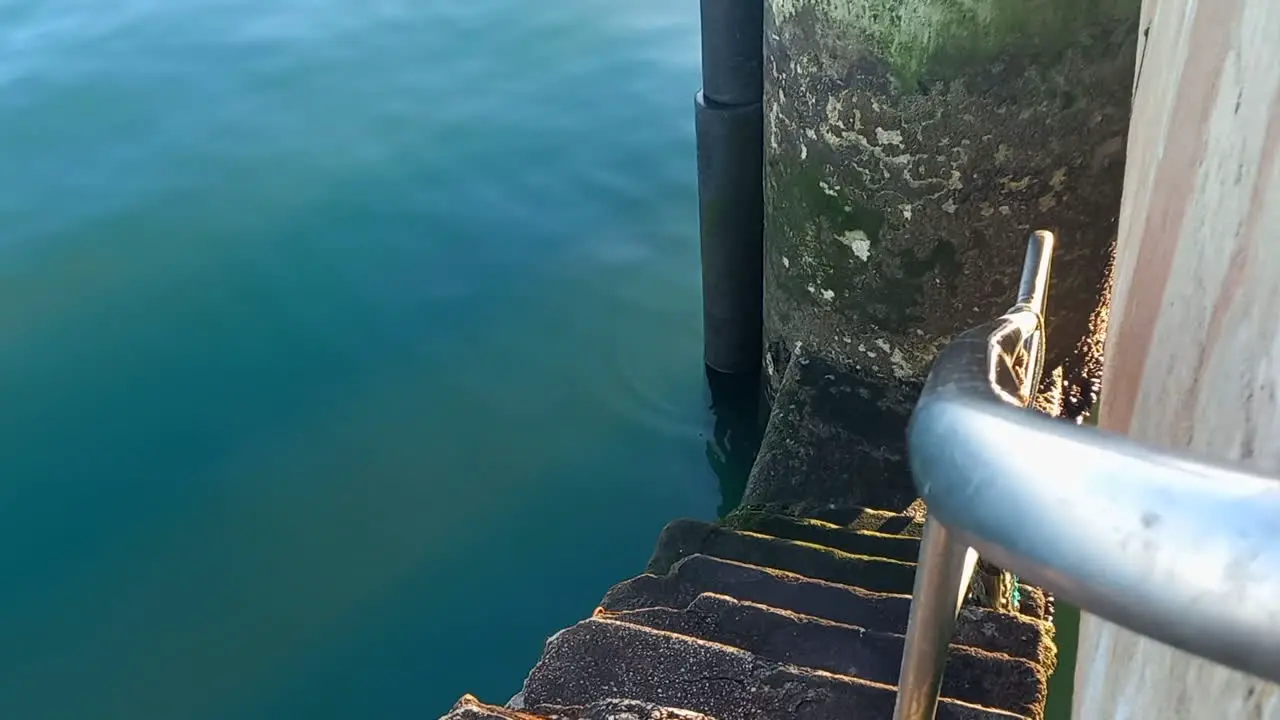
[
  {"x1": 801, "y1": 503, "x2": 927, "y2": 537},
  {"x1": 648, "y1": 518, "x2": 918, "y2": 595},
  {"x1": 734, "y1": 505, "x2": 1051, "y2": 620},
  {"x1": 722, "y1": 509, "x2": 921, "y2": 563}
]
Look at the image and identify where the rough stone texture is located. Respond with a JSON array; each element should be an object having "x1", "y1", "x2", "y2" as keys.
[
  {"x1": 740, "y1": 353, "x2": 1059, "y2": 618},
  {"x1": 606, "y1": 593, "x2": 1047, "y2": 718},
  {"x1": 763, "y1": 0, "x2": 1139, "y2": 423},
  {"x1": 538, "y1": 700, "x2": 713, "y2": 720},
  {"x1": 444, "y1": 696, "x2": 541, "y2": 720},
  {"x1": 599, "y1": 554, "x2": 1055, "y2": 668},
  {"x1": 518, "y1": 617, "x2": 1023, "y2": 720},
  {"x1": 647, "y1": 518, "x2": 918, "y2": 595},
  {"x1": 805, "y1": 500, "x2": 928, "y2": 536},
  {"x1": 1018, "y1": 585, "x2": 1051, "y2": 622},
  {"x1": 743, "y1": 353, "x2": 920, "y2": 513},
  {"x1": 722, "y1": 509, "x2": 922, "y2": 563},
  {"x1": 444, "y1": 696, "x2": 717, "y2": 720}
]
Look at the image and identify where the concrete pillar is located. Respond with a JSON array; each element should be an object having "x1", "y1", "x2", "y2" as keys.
[{"x1": 762, "y1": 0, "x2": 1140, "y2": 422}]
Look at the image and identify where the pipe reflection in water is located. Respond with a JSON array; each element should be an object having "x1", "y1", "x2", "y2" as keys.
[{"x1": 704, "y1": 367, "x2": 766, "y2": 517}]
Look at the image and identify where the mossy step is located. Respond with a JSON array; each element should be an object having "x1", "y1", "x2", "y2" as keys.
[
  {"x1": 442, "y1": 695, "x2": 715, "y2": 720},
  {"x1": 800, "y1": 504, "x2": 928, "y2": 538},
  {"x1": 649, "y1": 519, "x2": 918, "y2": 596},
  {"x1": 600, "y1": 554, "x2": 1055, "y2": 668},
  {"x1": 517, "y1": 617, "x2": 1024, "y2": 720},
  {"x1": 780, "y1": 506, "x2": 1051, "y2": 621},
  {"x1": 722, "y1": 510, "x2": 921, "y2": 563},
  {"x1": 605, "y1": 593, "x2": 1047, "y2": 720}
]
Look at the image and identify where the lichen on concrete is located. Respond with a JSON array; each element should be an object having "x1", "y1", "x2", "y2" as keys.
[
  {"x1": 763, "y1": 0, "x2": 1139, "y2": 417},
  {"x1": 770, "y1": 0, "x2": 1138, "y2": 85}
]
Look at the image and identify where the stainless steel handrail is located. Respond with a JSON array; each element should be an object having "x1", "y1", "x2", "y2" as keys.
[{"x1": 893, "y1": 231, "x2": 1280, "y2": 719}]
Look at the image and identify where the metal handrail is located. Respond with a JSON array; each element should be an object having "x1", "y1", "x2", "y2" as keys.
[{"x1": 892, "y1": 231, "x2": 1280, "y2": 719}]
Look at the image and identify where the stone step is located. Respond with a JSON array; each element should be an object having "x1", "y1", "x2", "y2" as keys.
[
  {"x1": 599, "y1": 554, "x2": 1055, "y2": 669},
  {"x1": 722, "y1": 509, "x2": 922, "y2": 563},
  {"x1": 443, "y1": 695, "x2": 717, "y2": 720},
  {"x1": 802, "y1": 503, "x2": 927, "y2": 538},
  {"x1": 1017, "y1": 585, "x2": 1051, "y2": 621},
  {"x1": 604, "y1": 593, "x2": 1047, "y2": 719},
  {"x1": 517, "y1": 617, "x2": 1025, "y2": 720},
  {"x1": 781, "y1": 506, "x2": 1051, "y2": 621},
  {"x1": 648, "y1": 519, "x2": 918, "y2": 596},
  {"x1": 442, "y1": 696, "x2": 539, "y2": 720},
  {"x1": 735, "y1": 504, "x2": 1050, "y2": 618}
]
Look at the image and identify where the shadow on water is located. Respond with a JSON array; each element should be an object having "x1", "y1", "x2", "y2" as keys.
[{"x1": 704, "y1": 367, "x2": 767, "y2": 518}]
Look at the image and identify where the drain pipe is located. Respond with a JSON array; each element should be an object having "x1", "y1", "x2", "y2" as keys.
[{"x1": 696, "y1": 0, "x2": 763, "y2": 374}]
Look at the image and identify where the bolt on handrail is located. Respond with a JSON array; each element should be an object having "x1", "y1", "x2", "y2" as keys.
[{"x1": 892, "y1": 231, "x2": 1280, "y2": 720}]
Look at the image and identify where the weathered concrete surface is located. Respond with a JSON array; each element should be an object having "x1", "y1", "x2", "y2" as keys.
[
  {"x1": 743, "y1": 349, "x2": 1059, "y2": 613},
  {"x1": 444, "y1": 695, "x2": 716, "y2": 720},
  {"x1": 803, "y1": 499, "x2": 928, "y2": 535},
  {"x1": 763, "y1": 0, "x2": 1138, "y2": 424},
  {"x1": 723, "y1": 509, "x2": 1053, "y2": 617},
  {"x1": 723, "y1": 509, "x2": 922, "y2": 562},
  {"x1": 647, "y1": 518, "x2": 918, "y2": 595},
  {"x1": 516, "y1": 617, "x2": 1022, "y2": 720},
  {"x1": 607, "y1": 592, "x2": 1048, "y2": 718},
  {"x1": 743, "y1": 353, "x2": 920, "y2": 514},
  {"x1": 600, "y1": 553, "x2": 1056, "y2": 667}
]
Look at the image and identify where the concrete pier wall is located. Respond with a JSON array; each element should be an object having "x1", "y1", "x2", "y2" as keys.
[{"x1": 762, "y1": 0, "x2": 1140, "y2": 432}]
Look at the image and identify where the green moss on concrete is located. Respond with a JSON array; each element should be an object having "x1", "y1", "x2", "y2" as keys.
[
  {"x1": 763, "y1": 0, "x2": 1138, "y2": 397},
  {"x1": 648, "y1": 519, "x2": 919, "y2": 595},
  {"x1": 723, "y1": 510, "x2": 922, "y2": 563},
  {"x1": 773, "y1": 0, "x2": 1138, "y2": 85},
  {"x1": 765, "y1": 148, "x2": 951, "y2": 333}
]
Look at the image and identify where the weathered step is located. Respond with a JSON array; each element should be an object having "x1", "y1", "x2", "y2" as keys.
[
  {"x1": 1017, "y1": 585, "x2": 1051, "y2": 621},
  {"x1": 600, "y1": 554, "x2": 1055, "y2": 669},
  {"x1": 648, "y1": 519, "x2": 917, "y2": 595},
  {"x1": 605, "y1": 593, "x2": 1047, "y2": 719},
  {"x1": 782, "y1": 506, "x2": 1051, "y2": 621},
  {"x1": 722, "y1": 510, "x2": 921, "y2": 563},
  {"x1": 442, "y1": 696, "x2": 538, "y2": 720},
  {"x1": 518, "y1": 617, "x2": 1024, "y2": 720},
  {"x1": 532, "y1": 701, "x2": 715, "y2": 720},
  {"x1": 443, "y1": 695, "x2": 716, "y2": 720},
  {"x1": 802, "y1": 503, "x2": 927, "y2": 537}
]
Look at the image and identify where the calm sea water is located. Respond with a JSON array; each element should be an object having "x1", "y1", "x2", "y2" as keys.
[{"x1": 0, "y1": 2, "x2": 746, "y2": 717}]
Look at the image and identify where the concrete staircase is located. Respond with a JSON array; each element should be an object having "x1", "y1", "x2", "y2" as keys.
[
  {"x1": 440, "y1": 508, "x2": 1056, "y2": 720},
  {"x1": 440, "y1": 354, "x2": 1058, "y2": 720}
]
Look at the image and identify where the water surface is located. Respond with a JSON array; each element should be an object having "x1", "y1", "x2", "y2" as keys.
[{"x1": 0, "y1": 2, "x2": 725, "y2": 717}]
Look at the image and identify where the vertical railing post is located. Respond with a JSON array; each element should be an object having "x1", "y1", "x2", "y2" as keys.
[
  {"x1": 696, "y1": 0, "x2": 764, "y2": 374},
  {"x1": 892, "y1": 519, "x2": 979, "y2": 720},
  {"x1": 893, "y1": 232, "x2": 1055, "y2": 719}
]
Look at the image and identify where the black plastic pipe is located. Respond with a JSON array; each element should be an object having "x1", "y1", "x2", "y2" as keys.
[{"x1": 696, "y1": 0, "x2": 764, "y2": 374}]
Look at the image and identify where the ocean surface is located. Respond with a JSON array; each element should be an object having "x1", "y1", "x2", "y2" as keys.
[{"x1": 0, "y1": 2, "x2": 749, "y2": 717}]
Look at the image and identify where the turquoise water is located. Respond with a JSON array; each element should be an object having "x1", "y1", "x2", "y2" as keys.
[{"x1": 0, "y1": 2, "x2": 733, "y2": 717}]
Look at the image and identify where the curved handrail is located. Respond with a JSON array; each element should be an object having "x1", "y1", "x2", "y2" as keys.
[{"x1": 899, "y1": 231, "x2": 1280, "y2": 718}]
